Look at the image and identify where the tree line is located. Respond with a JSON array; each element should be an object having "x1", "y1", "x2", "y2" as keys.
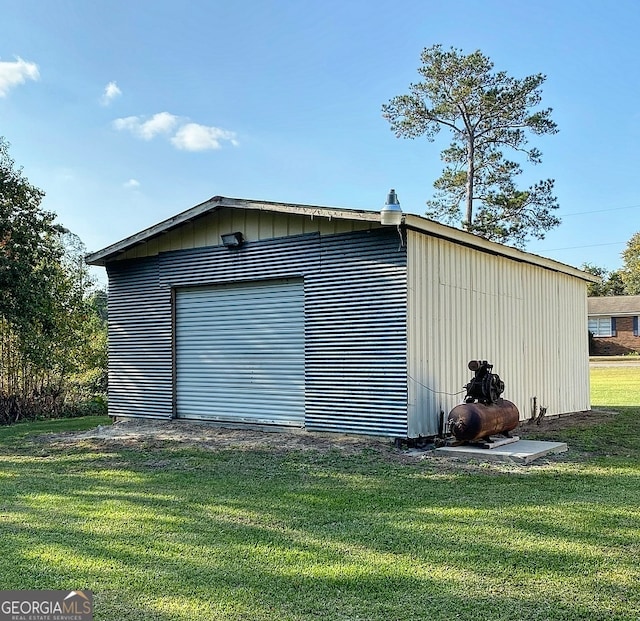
[
  {"x1": 0, "y1": 137, "x2": 106, "y2": 424},
  {"x1": 582, "y1": 231, "x2": 640, "y2": 297}
]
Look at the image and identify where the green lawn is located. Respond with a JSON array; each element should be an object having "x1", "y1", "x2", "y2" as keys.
[
  {"x1": 0, "y1": 368, "x2": 638, "y2": 621},
  {"x1": 591, "y1": 366, "x2": 640, "y2": 407}
]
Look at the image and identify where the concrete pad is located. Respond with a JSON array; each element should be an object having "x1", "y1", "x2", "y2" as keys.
[{"x1": 435, "y1": 439, "x2": 568, "y2": 465}]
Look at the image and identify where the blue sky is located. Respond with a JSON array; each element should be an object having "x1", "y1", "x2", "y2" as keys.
[{"x1": 2, "y1": 0, "x2": 639, "y2": 280}]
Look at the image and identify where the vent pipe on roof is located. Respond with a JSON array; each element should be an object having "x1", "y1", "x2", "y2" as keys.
[{"x1": 380, "y1": 189, "x2": 403, "y2": 226}]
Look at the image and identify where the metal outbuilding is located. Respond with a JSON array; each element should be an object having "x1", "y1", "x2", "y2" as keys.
[{"x1": 86, "y1": 195, "x2": 597, "y2": 438}]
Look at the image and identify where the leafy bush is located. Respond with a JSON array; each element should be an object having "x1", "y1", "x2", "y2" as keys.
[{"x1": 0, "y1": 137, "x2": 107, "y2": 425}]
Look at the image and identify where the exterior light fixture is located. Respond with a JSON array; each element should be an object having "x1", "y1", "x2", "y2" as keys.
[
  {"x1": 221, "y1": 232, "x2": 245, "y2": 248},
  {"x1": 380, "y1": 189, "x2": 403, "y2": 226}
]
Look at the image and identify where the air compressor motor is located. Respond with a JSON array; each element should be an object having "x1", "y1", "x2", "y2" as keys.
[{"x1": 464, "y1": 360, "x2": 504, "y2": 404}]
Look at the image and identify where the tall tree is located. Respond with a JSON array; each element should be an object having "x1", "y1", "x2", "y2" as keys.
[
  {"x1": 0, "y1": 137, "x2": 60, "y2": 335},
  {"x1": 382, "y1": 45, "x2": 561, "y2": 248},
  {"x1": 0, "y1": 138, "x2": 107, "y2": 423},
  {"x1": 620, "y1": 231, "x2": 640, "y2": 294}
]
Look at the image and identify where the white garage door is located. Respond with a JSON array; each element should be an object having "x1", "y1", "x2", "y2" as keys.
[{"x1": 175, "y1": 279, "x2": 305, "y2": 425}]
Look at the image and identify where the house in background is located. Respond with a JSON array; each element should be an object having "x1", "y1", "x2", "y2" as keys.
[
  {"x1": 86, "y1": 195, "x2": 597, "y2": 438},
  {"x1": 588, "y1": 295, "x2": 640, "y2": 355}
]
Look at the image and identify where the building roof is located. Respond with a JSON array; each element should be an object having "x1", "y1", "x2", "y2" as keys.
[
  {"x1": 588, "y1": 295, "x2": 640, "y2": 316},
  {"x1": 85, "y1": 195, "x2": 597, "y2": 282}
]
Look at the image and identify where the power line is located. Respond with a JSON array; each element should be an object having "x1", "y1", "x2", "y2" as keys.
[
  {"x1": 562, "y1": 203, "x2": 640, "y2": 217},
  {"x1": 531, "y1": 204, "x2": 638, "y2": 253},
  {"x1": 536, "y1": 241, "x2": 626, "y2": 252}
]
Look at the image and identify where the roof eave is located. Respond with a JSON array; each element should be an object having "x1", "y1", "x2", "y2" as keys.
[
  {"x1": 403, "y1": 214, "x2": 599, "y2": 283},
  {"x1": 85, "y1": 195, "x2": 380, "y2": 266},
  {"x1": 85, "y1": 196, "x2": 599, "y2": 284}
]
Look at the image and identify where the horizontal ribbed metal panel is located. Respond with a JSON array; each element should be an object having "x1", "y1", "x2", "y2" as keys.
[
  {"x1": 107, "y1": 228, "x2": 408, "y2": 436},
  {"x1": 175, "y1": 279, "x2": 305, "y2": 425},
  {"x1": 406, "y1": 230, "x2": 590, "y2": 437},
  {"x1": 305, "y1": 230, "x2": 408, "y2": 436},
  {"x1": 106, "y1": 257, "x2": 173, "y2": 419},
  {"x1": 158, "y1": 229, "x2": 408, "y2": 435},
  {"x1": 158, "y1": 234, "x2": 320, "y2": 287}
]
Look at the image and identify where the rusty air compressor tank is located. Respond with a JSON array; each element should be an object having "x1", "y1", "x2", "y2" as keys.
[{"x1": 447, "y1": 360, "x2": 519, "y2": 443}]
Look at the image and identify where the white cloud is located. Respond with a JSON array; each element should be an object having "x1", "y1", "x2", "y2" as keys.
[
  {"x1": 113, "y1": 112, "x2": 179, "y2": 140},
  {"x1": 101, "y1": 81, "x2": 122, "y2": 106},
  {"x1": 0, "y1": 57, "x2": 40, "y2": 97},
  {"x1": 113, "y1": 111, "x2": 238, "y2": 151},
  {"x1": 171, "y1": 123, "x2": 238, "y2": 151},
  {"x1": 123, "y1": 178, "x2": 140, "y2": 189}
]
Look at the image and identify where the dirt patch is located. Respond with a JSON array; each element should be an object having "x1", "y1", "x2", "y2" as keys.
[
  {"x1": 516, "y1": 409, "x2": 616, "y2": 436},
  {"x1": 39, "y1": 409, "x2": 615, "y2": 467},
  {"x1": 43, "y1": 418, "x2": 394, "y2": 456}
]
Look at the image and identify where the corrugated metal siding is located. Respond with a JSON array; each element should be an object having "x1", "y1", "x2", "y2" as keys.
[
  {"x1": 106, "y1": 257, "x2": 173, "y2": 419},
  {"x1": 406, "y1": 230, "x2": 590, "y2": 436},
  {"x1": 159, "y1": 231, "x2": 407, "y2": 436},
  {"x1": 158, "y1": 234, "x2": 320, "y2": 287},
  {"x1": 175, "y1": 279, "x2": 305, "y2": 425},
  {"x1": 305, "y1": 231, "x2": 408, "y2": 436}
]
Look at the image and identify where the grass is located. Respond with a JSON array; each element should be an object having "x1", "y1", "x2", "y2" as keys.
[
  {"x1": 591, "y1": 366, "x2": 640, "y2": 407},
  {"x1": 0, "y1": 369, "x2": 638, "y2": 621}
]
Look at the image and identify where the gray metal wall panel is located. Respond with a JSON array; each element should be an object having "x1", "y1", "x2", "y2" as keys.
[
  {"x1": 107, "y1": 229, "x2": 408, "y2": 435},
  {"x1": 158, "y1": 234, "x2": 320, "y2": 287},
  {"x1": 305, "y1": 231, "x2": 408, "y2": 436},
  {"x1": 106, "y1": 257, "x2": 173, "y2": 419},
  {"x1": 158, "y1": 229, "x2": 408, "y2": 435},
  {"x1": 175, "y1": 279, "x2": 305, "y2": 425}
]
